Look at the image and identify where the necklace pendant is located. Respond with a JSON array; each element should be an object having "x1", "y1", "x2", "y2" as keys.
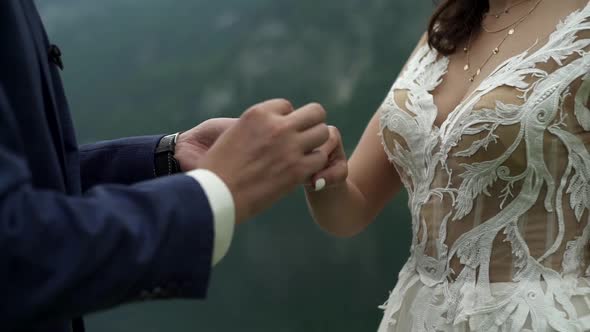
[
  {"x1": 464, "y1": 64, "x2": 470, "y2": 71},
  {"x1": 508, "y1": 28, "x2": 515, "y2": 35}
]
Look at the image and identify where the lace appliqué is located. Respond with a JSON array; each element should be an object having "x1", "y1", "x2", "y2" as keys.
[{"x1": 378, "y1": 4, "x2": 590, "y2": 332}]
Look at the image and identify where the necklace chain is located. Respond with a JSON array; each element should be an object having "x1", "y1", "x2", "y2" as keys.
[
  {"x1": 463, "y1": 0, "x2": 544, "y2": 83},
  {"x1": 482, "y1": 0, "x2": 537, "y2": 33},
  {"x1": 485, "y1": 0, "x2": 532, "y2": 19}
]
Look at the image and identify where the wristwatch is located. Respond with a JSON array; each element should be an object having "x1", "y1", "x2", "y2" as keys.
[{"x1": 154, "y1": 132, "x2": 182, "y2": 177}]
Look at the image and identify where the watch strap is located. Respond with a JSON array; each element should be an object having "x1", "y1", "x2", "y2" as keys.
[{"x1": 154, "y1": 132, "x2": 182, "y2": 177}]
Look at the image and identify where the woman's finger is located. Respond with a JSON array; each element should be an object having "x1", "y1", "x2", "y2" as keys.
[{"x1": 310, "y1": 160, "x2": 348, "y2": 192}]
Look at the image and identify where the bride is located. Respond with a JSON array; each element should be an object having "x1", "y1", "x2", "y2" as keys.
[{"x1": 305, "y1": 0, "x2": 590, "y2": 331}]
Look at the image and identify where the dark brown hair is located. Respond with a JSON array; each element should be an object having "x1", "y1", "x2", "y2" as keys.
[{"x1": 428, "y1": 0, "x2": 489, "y2": 55}]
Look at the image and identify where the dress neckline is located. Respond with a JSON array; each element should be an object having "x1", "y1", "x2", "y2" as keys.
[{"x1": 417, "y1": 1, "x2": 590, "y2": 136}]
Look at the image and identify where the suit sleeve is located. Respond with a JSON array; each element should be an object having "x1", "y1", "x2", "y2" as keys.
[
  {"x1": 0, "y1": 87, "x2": 214, "y2": 329},
  {"x1": 79, "y1": 135, "x2": 163, "y2": 191}
]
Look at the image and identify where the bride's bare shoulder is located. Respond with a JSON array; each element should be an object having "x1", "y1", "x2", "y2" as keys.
[
  {"x1": 549, "y1": 0, "x2": 589, "y2": 13},
  {"x1": 409, "y1": 32, "x2": 429, "y2": 57},
  {"x1": 417, "y1": 32, "x2": 428, "y2": 47}
]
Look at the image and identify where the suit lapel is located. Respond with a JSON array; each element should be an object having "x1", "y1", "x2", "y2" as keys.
[{"x1": 21, "y1": 0, "x2": 69, "y2": 183}]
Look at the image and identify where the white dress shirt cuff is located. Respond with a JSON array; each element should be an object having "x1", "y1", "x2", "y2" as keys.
[{"x1": 186, "y1": 169, "x2": 235, "y2": 266}]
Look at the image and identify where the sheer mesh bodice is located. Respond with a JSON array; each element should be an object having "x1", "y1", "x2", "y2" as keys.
[{"x1": 378, "y1": 3, "x2": 590, "y2": 331}]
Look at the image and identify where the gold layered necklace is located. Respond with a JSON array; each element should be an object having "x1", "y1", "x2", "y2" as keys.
[
  {"x1": 463, "y1": 0, "x2": 544, "y2": 83},
  {"x1": 484, "y1": 0, "x2": 531, "y2": 19}
]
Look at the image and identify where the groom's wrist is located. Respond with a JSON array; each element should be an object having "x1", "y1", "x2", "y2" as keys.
[{"x1": 154, "y1": 133, "x2": 183, "y2": 177}]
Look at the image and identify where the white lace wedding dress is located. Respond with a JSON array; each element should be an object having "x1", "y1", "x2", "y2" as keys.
[{"x1": 378, "y1": 3, "x2": 590, "y2": 332}]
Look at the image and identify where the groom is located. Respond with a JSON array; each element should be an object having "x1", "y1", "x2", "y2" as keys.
[{"x1": 0, "y1": 1, "x2": 331, "y2": 331}]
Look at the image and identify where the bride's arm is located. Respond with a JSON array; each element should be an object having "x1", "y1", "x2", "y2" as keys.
[
  {"x1": 304, "y1": 112, "x2": 402, "y2": 238},
  {"x1": 305, "y1": 34, "x2": 428, "y2": 238}
]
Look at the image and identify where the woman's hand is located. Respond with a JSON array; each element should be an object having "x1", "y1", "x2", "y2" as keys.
[{"x1": 307, "y1": 126, "x2": 348, "y2": 192}]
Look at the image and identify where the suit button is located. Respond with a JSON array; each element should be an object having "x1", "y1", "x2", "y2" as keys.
[{"x1": 48, "y1": 44, "x2": 64, "y2": 70}]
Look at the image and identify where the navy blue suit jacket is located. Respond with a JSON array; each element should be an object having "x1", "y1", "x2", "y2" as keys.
[{"x1": 0, "y1": 1, "x2": 215, "y2": 331}]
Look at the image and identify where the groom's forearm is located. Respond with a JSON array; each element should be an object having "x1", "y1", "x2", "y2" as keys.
[
  {"x1": 305, "y1": 179, "x2": 372, "y2": 238},
  {"x1": 79, "y1": 135, "x2": 163, "y2": 190}
]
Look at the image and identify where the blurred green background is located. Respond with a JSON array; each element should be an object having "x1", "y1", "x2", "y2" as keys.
[{"x1": 37, "y1": 0, "x2": 431, "y2": 331}]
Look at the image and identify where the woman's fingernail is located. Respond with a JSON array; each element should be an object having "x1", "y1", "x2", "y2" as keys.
[{"x1": 314, "y1": 178, "x2": 326, "y2": 192}]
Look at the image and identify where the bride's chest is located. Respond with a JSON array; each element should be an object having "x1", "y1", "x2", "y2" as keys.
[
  {"x1": 381, "y1": 42, "x2": 590, "y2": 181},
  {"x1": 381, "y1": 80, "x2": 530, "y2": 176},
  {"x1": 429, "y1": 57, "x2": 480, "y2": 129},
  {"x1": 385, "y1": 83, "x2": 525, "y2": 144}
]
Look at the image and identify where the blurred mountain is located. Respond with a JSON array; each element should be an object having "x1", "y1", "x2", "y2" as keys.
[{"x1": 36, "y1": 0, "x2": 432, "y2": 331}]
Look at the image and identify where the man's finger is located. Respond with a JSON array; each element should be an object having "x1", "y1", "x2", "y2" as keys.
[
  {"x1": 299, "y1": 123, "x2": 330, "y2": 153},
  {"x1": 288, "y1": 103, "x2": 327, "y2": 131},
  {"x1": 258, "y1": 98, "x2": 294, "y2": 115},
  {"x1": 299, "y1": 149, "x2": 329, "y2": 180},
  {"x1": 314, "y1": 128, "x2": 340, "y2": 158}
]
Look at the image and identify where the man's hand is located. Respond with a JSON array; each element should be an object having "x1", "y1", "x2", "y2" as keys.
[
  {"x1": 175, "y1": 118, "x2": 238, "y2": 172},
  {"x1": 198, "y1": 99, "x2": 330, "y2": 224}
]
